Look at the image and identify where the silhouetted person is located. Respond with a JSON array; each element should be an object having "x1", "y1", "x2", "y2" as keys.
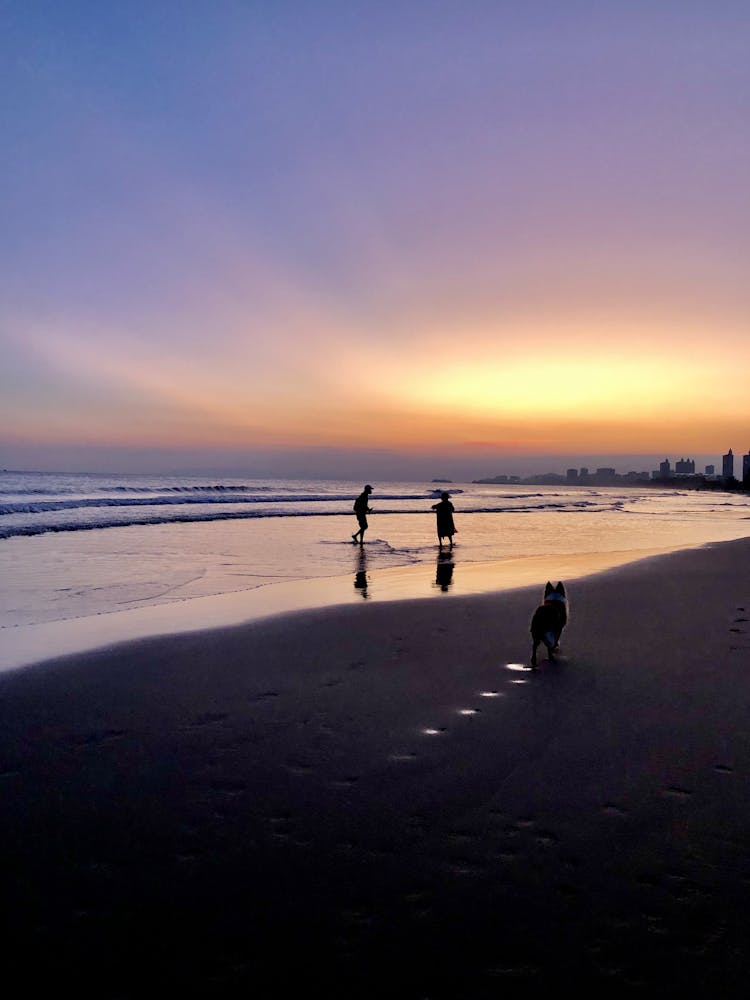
[
  {"x1": 352, "y1": 484, "x2": 373, "y2": 544},
  {"x1": 431, "y1": 491, "x2": 456, "y2": 548},
  {"x1": 435, "y1": 552, "x2": 455, "y2": 592}
]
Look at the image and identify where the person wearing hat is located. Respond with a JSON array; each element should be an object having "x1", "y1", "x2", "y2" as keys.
[{"x1": 352, "y1": 484, "x2": 374, "y2": 545}]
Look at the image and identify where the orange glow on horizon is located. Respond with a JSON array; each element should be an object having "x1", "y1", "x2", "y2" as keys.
[{"x1": 6, "y1": 311, "x2": 748, "y2": 458}]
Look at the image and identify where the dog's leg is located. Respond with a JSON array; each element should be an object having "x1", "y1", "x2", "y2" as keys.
[{"x1": 531, "y1": 639, "x2": 539, "y2": 668}]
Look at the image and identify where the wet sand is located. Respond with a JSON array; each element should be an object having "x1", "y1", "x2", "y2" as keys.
[
  {"x1": 2, "y1": 545, "x2": 674, "y2": 672},
  {"x1": 1, "y1": 537, "x2": 750, "y2": 995}
]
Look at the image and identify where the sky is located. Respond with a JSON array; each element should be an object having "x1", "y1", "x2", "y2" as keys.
[{"x1": 2, "y1": 0, "x2": 749, "y2": 480}]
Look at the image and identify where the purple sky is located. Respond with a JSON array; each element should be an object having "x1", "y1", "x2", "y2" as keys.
[{"x1": 2, "y1": 2, "x2": 748, "y2": 479}]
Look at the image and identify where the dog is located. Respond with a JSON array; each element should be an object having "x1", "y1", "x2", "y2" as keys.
[{"x1": 530, "y1": 581, "x2": 568, "y2": 667}]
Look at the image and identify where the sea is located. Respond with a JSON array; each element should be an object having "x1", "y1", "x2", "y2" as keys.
[{"x1": 1, "y1": 470, "x2": 749, "y2": 669}]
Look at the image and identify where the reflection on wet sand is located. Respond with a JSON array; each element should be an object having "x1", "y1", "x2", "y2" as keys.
[
  {"x1": 353, "y1": 548, "x2": 370, "y2": 599},
  {"x1": 434, "y1": 552, "x2": 455, "y2": 592}
]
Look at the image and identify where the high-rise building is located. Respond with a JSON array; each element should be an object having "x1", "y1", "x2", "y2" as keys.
[
  {"x1": 705, "y1": 464, "x2": 715, "y2": 476},
  {"x1": 659, "y1": 458, "x2": 671, "y2": 478},
  {"x1": 566, "y1": 468, "x2": 579, "y2": 483},
  {"x1": 675, "y1": 458, "x2": 695, "y2": 474},
  {"x1": 594, "y1": 468, "x2": 617, "y2": 483},
  {"x1": 743, "y1": 451, "x2": 750, "y2": 481},
  {"x1": 722, "y1": 448, "x2": 734, "y2": 480}
]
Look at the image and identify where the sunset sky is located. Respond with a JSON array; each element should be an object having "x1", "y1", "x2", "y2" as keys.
[{"x1": 2, "y1": 1, "x2": 749, "y2": 479}]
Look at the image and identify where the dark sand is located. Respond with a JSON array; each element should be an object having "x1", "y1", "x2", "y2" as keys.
[{"x1": 2, "y1": 537, "x2": 750, "y2": 996}]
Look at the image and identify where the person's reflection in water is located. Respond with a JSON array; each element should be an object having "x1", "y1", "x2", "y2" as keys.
[
  {"x1": 434, "y1": 552, "x2": 455, "y2": 592},
  {"x1": 354, "y1": 548, "x2": 370, "y2": 598}
]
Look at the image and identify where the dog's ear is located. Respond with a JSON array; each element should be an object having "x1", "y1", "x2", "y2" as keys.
[
  {"x1": 555, "y1": 582, "x2": 566, "y2": 596},
  {"x1": 544, "y1": 581, "x2": 553, "y2": 596}
]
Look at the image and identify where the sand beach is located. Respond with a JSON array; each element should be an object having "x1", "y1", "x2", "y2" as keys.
[{"x1": 2, "y1": 536, "x2": 750, "y2": 996}]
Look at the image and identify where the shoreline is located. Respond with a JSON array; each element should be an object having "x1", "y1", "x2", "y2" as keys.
[
  {"x1": 3, "y1": 542, "x2": 683, "y2": 673},
  {"x1": 1, "y1": 536, "x2": 749, "y2": 993}
]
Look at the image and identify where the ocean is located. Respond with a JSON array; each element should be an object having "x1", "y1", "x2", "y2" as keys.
[{"x1": 1, "y1": 470, "x2": 749, "y2": 668}]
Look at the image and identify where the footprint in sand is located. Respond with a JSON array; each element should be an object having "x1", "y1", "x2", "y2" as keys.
[
  {"x1": 175, "y1": 851, "x2": 201, "y2": 864},
  {"x1": 331, "y1": 775, "x2": 360, "y2": 788},
  {"x1": 264, "y1": 814, "x2": 294, "y2": 840},
  {"x1": 284, "y1": 761, "x2": 314, "y2": 775},
  {"x1": 446, "y1": 860, "x2": 483, "y2": 877},
  {"x1": 66, "y1": 729, "x2": 126, "y2": 747},
  {"x1": 663, "y1": 786, "x2": 692, "y2": 799},
  {"x1": 535, "y1": 831, "x2": 559, "y2": 846},
  {"x1": 210, "y1": 779, "x2": 246, "y2": 796},
  {"x1": 403, "y1": 889, "x2": 431, "y2": 906},
  {"x1": 267, "y1": 812, "x2": 292, "y2": 825},
  {"x1": 601, "y1": 803, "x2": 627, "y2": 817},
  {"x1": 187, "y1": 712, "x2": 228, "y2": 728},
  {"x1": 248, "y1": 691, "x2": 279, "y2": 703},
  {"x1": 664, "y1": 870, "x2": 688, "y2": 883},
  {"x1": 336, "y1": 838, "x2": 360, "y2": 853},
  {"x1": 482, "y1": 963, "x2": 541, "y2": 981},
  {"x1": 448, "y1": 831, "x2": 476, "y2": 845},
  {"x1": 505, "y1": 663, "x2": 533, "y2": 684},
  {"x1": 340, "y1": 906, "x2": 376, "y2": 928},
  {"x1": 212, "y1": 802, "x2": 238, "y2": 820},
  {"x1": 714, "y1": 764, "x2": 734, "y2": 774}
]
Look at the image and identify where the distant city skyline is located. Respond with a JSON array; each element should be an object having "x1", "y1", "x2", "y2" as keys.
[{"x1": 476, "y1": 444, "x2": 749, "y2": 486}]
